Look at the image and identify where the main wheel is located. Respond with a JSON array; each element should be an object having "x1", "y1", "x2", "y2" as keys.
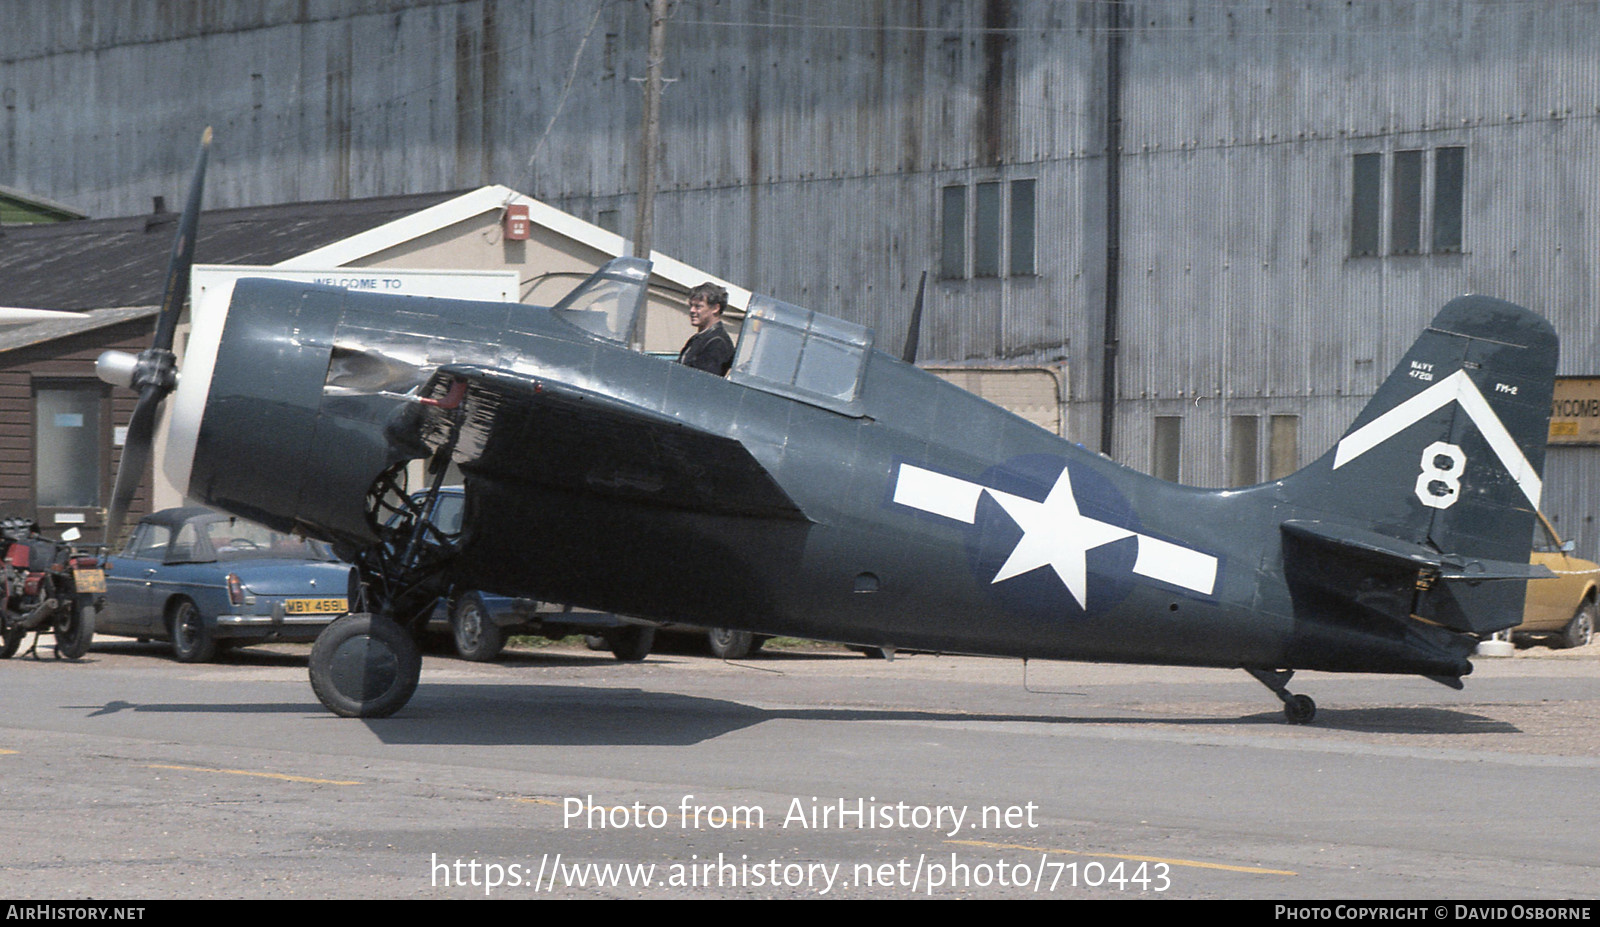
[
  {"x1": 309, "y1": 613, "x2": 422, "y2": 718},
  {"x1": 168, "y1": 598, "x2": 217, "y2": 663},
  {"x1": 608, "y1": 626, "x2": 655, "y2": 662},
  {"x1": 1560, "y1": 600, "x2": 1595, "y2": 649},
  {"x1": 0, "y1": 624, "x2": 23, "y2": 659},
  {"x1": 450, "y1": 592, "x2": 506, "y2": 662},
  {"x1": 707, "y1": 627, "x2": 757, "y2": 660},
  {"x1": 53, "y1": 598, "x2": 94, "y2": 660}
]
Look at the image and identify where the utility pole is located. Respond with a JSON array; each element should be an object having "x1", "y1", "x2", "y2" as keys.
[{"x1": 630, "y1": 0, "x2": 669, "y2": 351}]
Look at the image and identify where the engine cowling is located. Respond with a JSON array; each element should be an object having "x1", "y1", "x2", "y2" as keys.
[{"x1": 167, "y1": 279, "x2": 437, "y2": 549}]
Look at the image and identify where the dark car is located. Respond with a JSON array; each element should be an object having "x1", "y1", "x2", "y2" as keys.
[
  {"x1": 413, "y1": 488, "x2": 653, "y2": 662},
  {"x1": 98, "y1": 507, "x2": 355, "y2": 662}
]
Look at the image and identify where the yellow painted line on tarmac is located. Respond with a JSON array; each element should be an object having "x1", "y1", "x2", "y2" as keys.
[
  {"x1": 144, "y1": 763, "x2": 359, "y2": 786},
  {"x1": 948, "y1": 839, "x2": 1296, "y2": 876},
  {"x1": 0, "y1": 749, "x2": 16, "y2": 755},
  {"x1": 505, "y1": 797, "x2": 562, "y2": 806}
]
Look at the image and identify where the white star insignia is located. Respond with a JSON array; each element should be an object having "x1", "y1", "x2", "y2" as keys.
[
  {"x1": 891, "y1": 462, "x2": 1219, "y2": 607},
  {"x1": 986, "y1": 469, "x2": 1134, "y2": 609}
]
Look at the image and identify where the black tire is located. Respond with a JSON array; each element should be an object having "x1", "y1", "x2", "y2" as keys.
[
  {"x1": 609, "y1": 626, "x2": 655, "y2": 662},
  {"x1": 309, "y1": 613, "x2": 421, "y2": 718},
  {"x1": 707, "y1": 627, "x2": 757, "y2": 660},
  {"x1": 583, "y1": 634, "x2": 608, "y2": 651},
  {"x1": 1284, "y1": 694, "x2": 1317, "y2": 725},
  {"x1": 53, "y1": 599, "x2": 94, "y2": 660},
  {"x1": 450, "y1": 592, "x2": 506, "y2": 662},
  {"x1": 1560, "y1": 600, "x2": 1595, "y2": 649},
  {"x1": 168, "y1": 598, "x2": 217, "y2": 663},
  {"x1": 0, "y1": 624, "x2": 23, "y2": 659}
]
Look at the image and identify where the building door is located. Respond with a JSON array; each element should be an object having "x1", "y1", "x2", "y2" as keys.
[{"x1": 34, "y1": 380, "x2": 110, "y2": 540}]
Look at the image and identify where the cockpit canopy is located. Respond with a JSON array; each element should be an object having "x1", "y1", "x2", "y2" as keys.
[
  {"x1": 552, "y1": 257, "x2": 875, "y2": 416},
  {"x1": 730, "y1": 295, "x2": 874, "y2": 417}
]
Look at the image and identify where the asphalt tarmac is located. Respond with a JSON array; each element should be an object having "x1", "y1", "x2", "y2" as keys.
[{"x1": 2, "y1": 633, "x2": 1598, "y2": 900}]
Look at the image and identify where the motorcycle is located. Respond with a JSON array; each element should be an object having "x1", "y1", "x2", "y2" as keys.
[{"x1": 0, "y1": 518, "x2": 101, "y2": 660}]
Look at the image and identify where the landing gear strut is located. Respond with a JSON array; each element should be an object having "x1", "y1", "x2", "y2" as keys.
[
  {"x1": 1246, "y1": 668, "x2": 1317, "y2": 724},
  {"x1": 309, "y1": 432, "x2": 463, "y2": 718}
]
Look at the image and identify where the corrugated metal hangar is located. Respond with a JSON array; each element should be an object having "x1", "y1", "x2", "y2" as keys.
[{"x1": 2, "y1": 0, "x2": 1598, "y2": 553}]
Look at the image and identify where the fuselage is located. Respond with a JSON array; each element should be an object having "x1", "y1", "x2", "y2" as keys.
[{"x1": 169, "y1": 277, "x2": 1479, "y2": 680}]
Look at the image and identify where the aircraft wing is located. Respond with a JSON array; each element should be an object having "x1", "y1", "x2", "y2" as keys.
[{"x1": 403, "y1": 364, "x2": 807, "y2": 521}]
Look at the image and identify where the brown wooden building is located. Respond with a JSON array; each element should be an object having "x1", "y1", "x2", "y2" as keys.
[{"x1": 0, "y1": 310, "x2": 156, "y2": 541}]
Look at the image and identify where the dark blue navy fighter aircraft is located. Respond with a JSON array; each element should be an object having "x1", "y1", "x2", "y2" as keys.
[{"x1": 100, "y1": 134, "x2": 1560, "y2": 720}]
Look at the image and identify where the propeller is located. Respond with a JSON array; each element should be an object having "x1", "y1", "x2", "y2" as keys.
[{"x1": 98, "y1": 127, "x2": 212, "y2": 547}]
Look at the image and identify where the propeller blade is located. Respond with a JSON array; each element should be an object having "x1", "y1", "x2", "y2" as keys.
[
  {"x1": 153, "y1": 126, "x2": 212, "y2": 352},
  {"x1": 105, "y1": 385, "x2": 162, "y2": 547},
  {"x1": 103, "y1": 127, "x2": 211, "y2": 546}
]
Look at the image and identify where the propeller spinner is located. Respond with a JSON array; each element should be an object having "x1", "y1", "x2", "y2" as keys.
[{"x1": 97, "y1": 127, "x2": 212, "y2": 547}]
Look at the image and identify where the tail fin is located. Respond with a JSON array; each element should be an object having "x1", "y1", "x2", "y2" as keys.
[{"x1": 1280, "y1": 295, "x2": 1558, "y2": 634}]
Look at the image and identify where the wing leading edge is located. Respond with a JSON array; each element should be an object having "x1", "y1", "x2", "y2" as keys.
[{"x1": 404, "y1": 365, "x2": 808, "y2": 521}]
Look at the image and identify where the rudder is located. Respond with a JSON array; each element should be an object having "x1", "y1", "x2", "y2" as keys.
[{"x1": 1280, "y1": 295, "x2": 1558, "y2": 634}]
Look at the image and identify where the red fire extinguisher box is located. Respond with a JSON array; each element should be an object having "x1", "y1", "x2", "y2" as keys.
[{"x1": 504, "y1": 204, "x2": 531, "y2": 241}]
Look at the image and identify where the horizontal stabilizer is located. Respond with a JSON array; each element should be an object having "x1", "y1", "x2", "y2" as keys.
[
  {"x1": 402, "y1": 365, "x2": 807, "y2": 521},
  {"x1": 1281, "y1": 520, "x2": 1556, "y2": 582}
]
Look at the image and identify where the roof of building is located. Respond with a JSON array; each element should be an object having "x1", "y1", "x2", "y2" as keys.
[
  {"x1": 0, "y1": 305, "x2": 159, "y2": 354},
  {"x1": 0, "y1": 190, "x2": 461, "y2": 310},
  {"x1": 0, "y1": 184, "x2": 88, "y2": 224}
]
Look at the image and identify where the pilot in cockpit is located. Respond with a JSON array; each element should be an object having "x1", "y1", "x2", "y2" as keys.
[{"x1": 677, "y1": 282, "x2": 735, "y2": 377}]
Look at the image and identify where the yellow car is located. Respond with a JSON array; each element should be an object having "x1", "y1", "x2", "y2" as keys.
[{"x1": 1523, "y1": 514, "x2": 1598, "y2": 648}]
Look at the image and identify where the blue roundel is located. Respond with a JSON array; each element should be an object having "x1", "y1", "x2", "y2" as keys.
[{"x1": 962, "y1": 454, "x2": 1144, "y2": 619}]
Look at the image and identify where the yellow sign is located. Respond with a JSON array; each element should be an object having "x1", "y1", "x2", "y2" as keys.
[
  {"x1": 72, "y1": 568, "x2": 106, "y2": 594},
  {"x1": 284, "y1": 598, "x2": 347, "y2": 615},
  {"x1": 1550, "y1": 378, "x2": 1600, "y2": 445}
]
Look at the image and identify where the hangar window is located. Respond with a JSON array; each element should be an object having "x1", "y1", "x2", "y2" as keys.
[
  {"x1": 1152, "y1": 416, "x2": 1182, "y2": 482},
  {"x1": 1268, "y1": 415, "x2": 1300, "y2": 480},
  {"x1": 1350, "y1": 154, "x2": 1382, "y2": 256},
  {"x1": 1390, "y1": 149, "x2": 1425, "y2": 254},
  {"x1": 939, "y1": 179, "x2": 1038, "y2": 279},
  {"x1": 940, "y1": 185, "x2": 966, "y2": 279},
  {"x1": 1432, "y1": 147, "x2": 1465, "y2": 253},
  {"x1": 730, "y1": 296, "x2": 874, "y2": 417},
  {"x1": 1351, "y1": 148, "x2": 1465, "y2": 257},
  {"x1": 1229, "y1": 415, "x2": 1260, "y2": 487}
]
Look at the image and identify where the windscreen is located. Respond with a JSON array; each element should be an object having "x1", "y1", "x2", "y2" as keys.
[
  {"x1": 202, "y1": 518, "x2": 337, "y2": 562},
  {"x1": 551, "y1": 257, "x2": 652, "y2": 344}
]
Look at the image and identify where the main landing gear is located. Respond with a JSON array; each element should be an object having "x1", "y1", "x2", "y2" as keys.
[
  {"x1": 1246, "y1": 668, "x2": 1317, "y2": 724},
  {"x1": 308, "y1": 457, "x2": 458, "y2": 719}
]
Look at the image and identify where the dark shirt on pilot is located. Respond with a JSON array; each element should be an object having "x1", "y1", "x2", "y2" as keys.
[{"x1": 678, "y1": 321, "x2": 734, "y2": 376}]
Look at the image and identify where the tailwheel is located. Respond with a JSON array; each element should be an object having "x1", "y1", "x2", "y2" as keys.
[
  {"x1": 1245, "y1": 667, "x2": 1317, "y2": 725},
  {"x1": 309, "y1": 613, "x2": 421, "y2": 718}
]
